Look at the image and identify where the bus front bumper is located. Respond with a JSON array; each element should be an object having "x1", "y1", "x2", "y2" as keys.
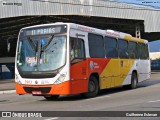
[
  {"x1": 15, "y1": 81, "x2": 71, "y2": 95},
  {"x1": 15, "y1": 79, "x2": 88, "y2": 95}
]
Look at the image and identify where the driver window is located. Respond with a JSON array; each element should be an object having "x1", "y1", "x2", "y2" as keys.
[{"x1": 70, "y1": 37, "x2": 85, "y2": 61}]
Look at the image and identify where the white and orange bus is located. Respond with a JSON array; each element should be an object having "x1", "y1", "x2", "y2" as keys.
[{"x1": 15, "y1": 22, "x2": 150, "y2": 99}]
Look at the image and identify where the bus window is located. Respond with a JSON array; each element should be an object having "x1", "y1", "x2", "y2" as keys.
[
  {"x1": 88, "y1": 33, "x2": 105, "y2": 58},
  {"x1": 145, "y1": 44, "x2": 149, "y2": 59},
  {"x1": 118, "y1": 39, "x2": 129, "y2": 59},
  {"x1": 104, "y1": 36, "x2": 118, "y2": 58},
  {"x1": 137, "y1": 43, "x2": 147, "y2": 59},
  {"x1": 70, "y1": 37, "x2": 85, "y2": 64},
  {"x1": 128, "y1": 41, "x2": 137, "y2": 59}
]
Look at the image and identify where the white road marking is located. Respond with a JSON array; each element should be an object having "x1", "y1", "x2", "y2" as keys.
[
  {"x1": 0, "y1": 90, "x2": 16, "y2": 94},
  {"x1": 148, "y1": 100, "x2": 160, "y2": 103},
  {"x1": 44, "y1": 117, "x2": 59, "y2": 120}
]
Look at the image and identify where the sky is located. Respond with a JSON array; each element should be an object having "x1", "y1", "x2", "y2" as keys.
[
  {"x1": 111, "y1": 0, "x2": 160, "y2": 9},
  {"x1": 149, "y1": 40, "x2": 160, "y2": 52}
]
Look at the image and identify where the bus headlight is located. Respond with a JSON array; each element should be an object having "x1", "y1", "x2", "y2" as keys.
[
  {"x1": 54, "y1": 73, "x2": 66, "y2": 84},
  {"x1": 15, "y1": 74, "x2": 22, "y2": 84}
]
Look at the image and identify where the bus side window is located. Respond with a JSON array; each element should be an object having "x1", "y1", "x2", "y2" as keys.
[
  {"x1": 128, "y1": 41, "x2": 137, "y2": 59},
  {"x1": 70, "y1": 37, "x2": 85, "y2": 63},
  {"x1": 104, "y1": 36, "x2": 118, "y2": 58},
  {"x1": 136, "y1": 43, "x2": 139, "y2": 59},
  {"x1": 138, "y1": 43, "x2": 147, "y2": 60},
  {"x1": 88, "y1": 33, "x2": 105, "y2": 58},
  {"x1": 145, "y1": 44, "x2": 149, "y2": 59},
  {"x1": 118, "y1": 39, "x2": 129, "y2": 59}
]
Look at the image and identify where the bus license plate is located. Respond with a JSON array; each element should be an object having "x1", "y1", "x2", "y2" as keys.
[{"x1": 32, "y1": 91, "x2": 42, "y2": 95}]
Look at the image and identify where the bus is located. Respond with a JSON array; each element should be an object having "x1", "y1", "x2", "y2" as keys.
[{"x1": 15, "y1": 22, "x2": 150, "y2": 99}]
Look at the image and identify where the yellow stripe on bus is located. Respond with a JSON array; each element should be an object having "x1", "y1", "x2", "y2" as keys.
[
  {"x1": 100, "y1": 59, "x2": 135, "y2": 89},
  {"x1": 124, "y1": 35, "x2": 145, "y2": 43}
]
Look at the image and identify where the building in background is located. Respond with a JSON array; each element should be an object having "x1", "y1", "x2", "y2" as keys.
[
  {"x1": 151, "y1": 59, "x2": 160, "y2": 71},
  {"x1": 150, "y1": 52, "x2": 160, "y2": 60},
  {"x1": 149, "y1": 40, "x2": 160, "y2": 70}
]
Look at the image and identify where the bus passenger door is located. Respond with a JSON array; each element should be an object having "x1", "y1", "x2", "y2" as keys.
[
  {"x1": 137, "y1": 43, "x2": 150, "y2": 82},
  {"x1": 102, "y1": 36, "x2": 120, "y2": 89},
  {"x1": 69, "y1": 30, "x2": 88, "y2": 94},
  {"x1": 119, "y1": 59, "x2": 133, "y2": 85},
  {"x1": 108, "y1": 58, "x2": 120, "y2": 88},
  {"x1": 117, "y1": 39, "x2": 132, "y2": 86}
]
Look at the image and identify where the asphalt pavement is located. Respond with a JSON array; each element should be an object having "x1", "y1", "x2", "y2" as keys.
[{"x1": 0, "y1": 79, "x2": 15, "y2": 91}]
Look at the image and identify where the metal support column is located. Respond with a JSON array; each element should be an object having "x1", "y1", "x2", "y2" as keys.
[{"x1": 135, "y1": 24, "x2": 141, "y2": 38}]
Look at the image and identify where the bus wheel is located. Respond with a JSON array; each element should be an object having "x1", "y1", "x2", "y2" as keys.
[
  {"x1": 130, "y1": 72, "x2": 138, "y2": 89},
  {"x1": 81, "y1": 76, "x2": 99, "y2": 98},
  {"x1": 44, "y1": 95, "x2": 59, "y2": 100}
]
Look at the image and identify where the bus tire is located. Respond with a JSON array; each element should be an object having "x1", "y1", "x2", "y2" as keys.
[
  {"x1": 81, "y1": 76, "x2": 99, "y2": 98},
  {"x1": 130, "y1": 72, "x2": 138, "y2": 89},
  {"x1": 44, "y1": 95, "x2": 59, "y2": 100}
]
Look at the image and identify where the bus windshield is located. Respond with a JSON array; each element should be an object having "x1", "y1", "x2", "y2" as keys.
[{"x1": 17, "y1": 35, "x2": 66, "y2": 72}]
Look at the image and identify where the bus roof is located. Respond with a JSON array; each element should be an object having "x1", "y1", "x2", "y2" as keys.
[
  {"x1": 21, "y1": 22, "x2": 148, "y2": 44},
  {"x1": 69, "y1": 23, "x2": 147, "y2": 43}
]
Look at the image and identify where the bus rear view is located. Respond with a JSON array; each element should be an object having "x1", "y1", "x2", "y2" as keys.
[{"x1": 15, "y1": 23, "x2": 70, "y2": 99}]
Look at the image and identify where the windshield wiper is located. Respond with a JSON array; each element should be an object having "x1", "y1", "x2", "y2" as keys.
[
  {"x1": 39, "y1": 35, "x2": 54, "y2": 59},
  {"x1": 27, "y1": 37, "x2": 36, "y2": 51}
]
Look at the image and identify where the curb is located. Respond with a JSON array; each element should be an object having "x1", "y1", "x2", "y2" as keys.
[
  {"x1": 0, "y1": 80, "x2": 14, "y2": 84},
  {"x1": 0, "y1": 90, "x2": 16, "y2": 94}
]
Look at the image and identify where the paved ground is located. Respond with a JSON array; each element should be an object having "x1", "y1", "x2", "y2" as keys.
[{"x1": 0, "y1": 79, "x2": 15, "y2": 91}]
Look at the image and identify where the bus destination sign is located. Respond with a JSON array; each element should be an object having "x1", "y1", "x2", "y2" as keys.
[{"x1": 25, "y1": 25, "x2": 67, "y2": 36}]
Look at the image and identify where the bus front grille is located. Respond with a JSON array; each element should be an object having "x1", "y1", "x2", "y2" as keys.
[{"x1": 23, "y1": 87, "x2": 51, "y2": 94}]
